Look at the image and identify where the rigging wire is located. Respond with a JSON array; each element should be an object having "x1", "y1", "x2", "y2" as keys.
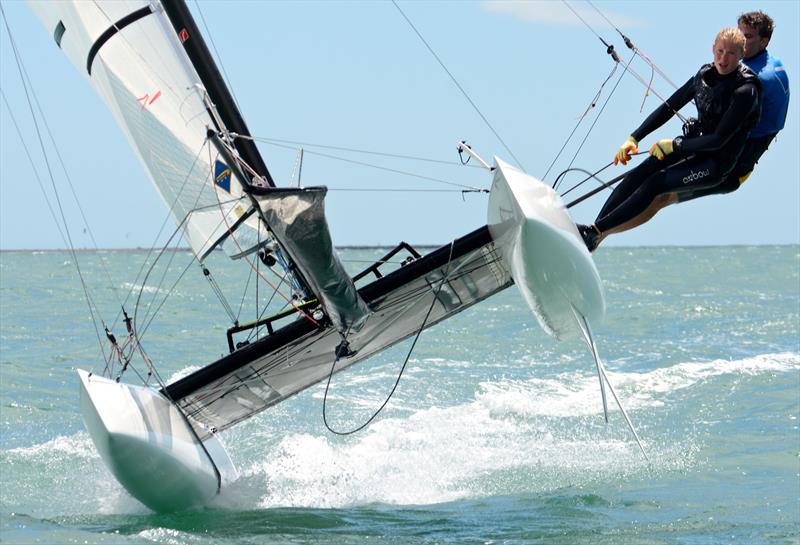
[
  {"x1": 251, "y1": 136, "x2": 485, "y2": 168},
  {"x1": 245, "y1": 273, "x2": 292, "y2": 345},
  {"x1": 236, "y1": 263, "x2": 255, "y2": 323},
  {"x1": 192, "y1": 0, "x2": 243, "y2": 112},
  {"x1": 0, "y1": 91, "x2": 69, "y2": 249},
  {"x1": 555, "y1": 166, "x2": 609, "y2": 195},
  {"x1": 136, "y1": 142, "x2": 213, "y2": 330},
  {"x1": 0, "y1": 80, "x2": 126, "y2": 313},
  {"x1": 562, "y1": 51, "x2": 636, "y2": 176},
  {"x1": 541, "y1": 50, "x2": 634, "y2": 182},
  {"x1": 561, "y1": 0, "x2": 688, "y2": 124},
  {"x1": 585, "y1": 0, "x2": 678, "y2": 90},
  {"x1": 203, "y1": 137, "x2": 321, "y2": 330},
  {"x1": 0, "y1": 4, "x2": 107, "y2": 357},
  {"x1": 203, "y1": 265, "x2": 237, "y2": 324},
  {"x1": 257, "y1": 139, "x2": 486, "y2": 192},
  {"x1": 322, "y1": 241, "x2": 456, "y2": 436},
  {"x1": 391, "y1": 0, "x2": 526, "y2": 172},
  {"x1": 543, "y1": 0, "x2": 690, "y2": 194}
]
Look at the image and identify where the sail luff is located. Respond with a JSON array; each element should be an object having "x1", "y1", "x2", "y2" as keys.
[
  {"x1": 159, "y1": 0, "x2": 274, "y2": 187},
  {"x1": 156, "y1": 0, "x2": 372, "y2": 330},
  {"x1": 27, "y1": 0, "x2": 370, "y2": 333}
]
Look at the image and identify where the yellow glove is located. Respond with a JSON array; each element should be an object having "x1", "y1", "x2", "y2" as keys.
[
  {"x1": 650, "y1": 139, "x2": 674, "y2": 160},
  {"x1": 614, "y1": 136, "x2": 638, "y2": 166}
]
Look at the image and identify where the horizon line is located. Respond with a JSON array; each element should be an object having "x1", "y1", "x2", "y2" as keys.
[{"x1": 1, "y1": 242, "x2": 798, "y2": 253}]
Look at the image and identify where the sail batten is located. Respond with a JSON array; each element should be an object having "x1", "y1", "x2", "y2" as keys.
[{"x1": 86, "y1": 5, "x2": 154, "y2": 74}]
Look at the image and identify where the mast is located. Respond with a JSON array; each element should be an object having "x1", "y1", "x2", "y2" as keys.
[
  {"x1": 157, "y1": 0, "x2": 369, "y2": 331},
  {"x1": 159, "y1": 0, "x2": 275, "y2": 187}
]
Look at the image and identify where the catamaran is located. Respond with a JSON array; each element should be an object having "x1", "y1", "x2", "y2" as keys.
[{"x1": 20, "y1": 0, "x2": 641, "y2": 511}]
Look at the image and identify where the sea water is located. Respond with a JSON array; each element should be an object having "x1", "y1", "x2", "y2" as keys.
[{"x1": 0, "y1": 246, "x2": 798, "y2": 545}]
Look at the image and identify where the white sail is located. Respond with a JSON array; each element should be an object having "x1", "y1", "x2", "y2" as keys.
[
  {"x1": 27, "y1": 0, "x2": 253, "y2": 260},
  {"x1": 28, "y1": 0, "x2": 371, "y2": 332}
]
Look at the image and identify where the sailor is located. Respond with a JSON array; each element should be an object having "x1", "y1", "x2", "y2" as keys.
[
  {"x1": 680, "y1": 10, "x2": 790, "y2": 202},
  {"x1": 578, "y1": 27, "x2": 761, "y2": 252}
]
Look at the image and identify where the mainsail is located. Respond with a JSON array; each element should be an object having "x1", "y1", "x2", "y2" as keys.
[
  {"x1": 24, "y1": 0, "x2": 514, "y2": 436},
  {"x1": 17, "y1": 0, "x2": 638, "y2": 512},
  {"x1": 28, "y1": 0, "x2": 370, "y2": 332}
]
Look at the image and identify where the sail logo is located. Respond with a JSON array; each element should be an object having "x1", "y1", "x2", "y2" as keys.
[
  {"x1": 179, "y1": 28, "x2": 190, "y2": 43},
  {"x1": 682, "y1": 168, "x2": 710, "y2": 184},
  {"x1": 136, "y1": 91, "x2": 161, "y2": 111},
  {"x1": 215, "y1": 161, "x2": 232, "y2": 193}
]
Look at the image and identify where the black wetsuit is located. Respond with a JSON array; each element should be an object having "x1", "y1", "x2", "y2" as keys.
[
  {"x1": 594, "y1": 63, "x2": 761, "y2": 234},
  {"x1": 679, "y1": 49, "x2": 789, "y2": 202}
]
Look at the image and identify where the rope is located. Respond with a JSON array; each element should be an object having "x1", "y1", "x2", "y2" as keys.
[
  {"x1": 543, "y1": 50, "x2": 635, "y2": 182},
  {"x1": 203, "y1": 139, "x2": 321, "y2": 330},
  {"x1": 322, "y1": 241, "x2": 456, "y2": 435},
  {"x1": 555, "y1": 165, "x2": 610, "y2": 194},
  {"x1": 562, "y1": 52, "x2": 637, "y2": 176},
  {"x1": 586, "y1": 0, "x2": 678, "y2": 89},
  {"x1": 391, "y1": 0, "x2": 525, "y2": 172},
  {"x1": 561, "y1": 0, "x2": 689, "y2": 124}
]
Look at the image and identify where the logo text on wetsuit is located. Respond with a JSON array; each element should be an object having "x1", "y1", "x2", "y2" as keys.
[{"x1": 682, "y1": 169, "x2": 710, "y2": 184}]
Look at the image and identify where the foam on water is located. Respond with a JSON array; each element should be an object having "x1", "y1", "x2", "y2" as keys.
[
  {"x1": 479, "y1": 352, "x2": 800, "y2": 417},
  {"x1": 215, "y1": 352, "x2": 797, "y2": 510},
  {"x1": 3, "y1": 353, "x2": 796, "y2": 516},
  {"x1": 1, "y1": 433, "x2": 146, "y2": 515}
]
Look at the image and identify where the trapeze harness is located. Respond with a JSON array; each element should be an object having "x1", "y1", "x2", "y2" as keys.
[
  {"x1": 681, "y1": 49, "x2": 790, "y2": 201},
  {"x1": 593, "y1": 63, "x2": 761, "y2": 234}
]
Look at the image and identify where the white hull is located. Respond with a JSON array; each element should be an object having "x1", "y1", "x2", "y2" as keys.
[
  {"x1": 487, "y1": 158, "x2": 605, "y2": 339},
  {"x1": 78, "y1": 369, "x2": 237, "y2": 512}
]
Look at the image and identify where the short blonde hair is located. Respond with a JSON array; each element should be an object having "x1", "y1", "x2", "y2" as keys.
[{"x1": 714, "y1": 27, "x2": 746, "y2": 55}]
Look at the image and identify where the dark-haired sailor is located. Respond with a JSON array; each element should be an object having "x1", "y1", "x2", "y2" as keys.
[
  {"x1": 578, "y1": 28, "x2": 761, "y2": 252},
  {"x1": 681, "y1": 10, "x2": 789, "y2": 202}
]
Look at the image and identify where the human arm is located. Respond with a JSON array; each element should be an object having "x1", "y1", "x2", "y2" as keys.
[
  {"x1": 630, "y1": 76, "x2": 695, "y2": 142},
  {"x1": 674, "y1": 82, "x2": 759, "y2": 154}
]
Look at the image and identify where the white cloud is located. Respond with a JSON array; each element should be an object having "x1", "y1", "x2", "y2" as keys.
[{"x1": 482, "y1": 0, "x2": 646, "y2": 30}]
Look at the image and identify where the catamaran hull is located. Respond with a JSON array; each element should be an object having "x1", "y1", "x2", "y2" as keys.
[
  {"x1": 77, "y1": 369, "x2": 236, "y2": 512},
  {"x1": 487, "y1": 158, "x2": 605, "y2": 339}
]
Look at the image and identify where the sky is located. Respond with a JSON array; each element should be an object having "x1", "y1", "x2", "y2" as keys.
[{"x1": 1, "y1": 0, "x2": 798, "y2": 250}]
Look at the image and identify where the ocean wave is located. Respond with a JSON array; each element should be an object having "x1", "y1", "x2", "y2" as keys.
[
  {"x1": 215, "y1": 352, "x2": 797, "y2": 510},
  {"x1": 166, "y1": 365, "x2": 203, "y2": 384},
  {"x1": 121, "y1": 282, "x2": 163, "y2": 294},
  {"x1": 476, "y1": 352, "x2": 800, "y2": 418},
  {"x1": 1, "y1": 432, "x2": 146, "y2": 516},
  {"x1": 224, "y1": 397, "x2": 696, "y2": 510},
  {"x1": 137, "y1": 528, "x2": 202, "y2": 544},
  {"x1": 4, "y1": 432, "x2": 97, "y2": 460}
]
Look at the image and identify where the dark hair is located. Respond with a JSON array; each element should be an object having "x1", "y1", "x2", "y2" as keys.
[{"x1": 738, "y1": 11, "x2": 775, "y2": 40}]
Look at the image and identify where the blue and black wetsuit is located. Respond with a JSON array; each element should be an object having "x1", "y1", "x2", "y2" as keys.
[
  {"x1": 680, "y1": 49, "x2": 790, "y2": 201},
  {"x1": 593, "y1": 63, "x2": 761, "y2": 234}
]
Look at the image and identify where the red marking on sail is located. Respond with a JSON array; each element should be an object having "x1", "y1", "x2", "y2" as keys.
[
  {"x1": 136, "y1": 91, "x2": 162, "y2": 110},
  {"x1": 179, "y1": 28, "x2": 189, "y2": 43}
]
